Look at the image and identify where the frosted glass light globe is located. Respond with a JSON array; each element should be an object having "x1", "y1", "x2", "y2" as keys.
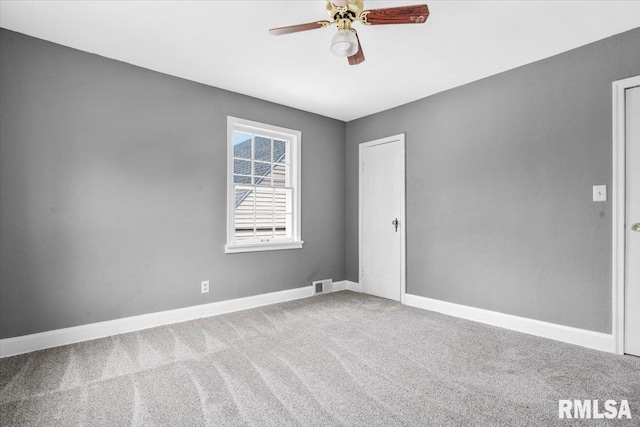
[{"x1": 330, "y1": 29, "x2": 358, "y2": 57}]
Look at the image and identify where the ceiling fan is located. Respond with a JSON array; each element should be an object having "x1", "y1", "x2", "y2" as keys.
[{"x1": 269, "y1": 0, "x2": 430, "y2": 65}]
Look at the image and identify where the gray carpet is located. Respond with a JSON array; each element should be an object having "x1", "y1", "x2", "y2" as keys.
[{"x1": 1, "y1": 291, "x2": 639, "y2": 426}]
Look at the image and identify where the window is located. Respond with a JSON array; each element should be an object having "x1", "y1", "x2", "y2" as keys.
[{"x1": 225, "y1": 117, "x2": 302, "y2": 253}]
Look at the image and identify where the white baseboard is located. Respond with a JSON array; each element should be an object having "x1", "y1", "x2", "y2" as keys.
[
  {"x1": 404, "y1": 294, "x2": 614, "y2": 353},
  {"x1": 0, "y1": 285, "x2": 315, "y2": 358},
  {"x1": 345, "y1": 281, "x2": 361, "y2": 292},
  {"x1": 5, "y1": 285, "x2": 609, "y2": 358},
  {"x1": 332, "y1": 280, "x2": 360, "y2": 292},
  {"x1": 332, "y1": 280, "x2": 348, "y2": 292}
]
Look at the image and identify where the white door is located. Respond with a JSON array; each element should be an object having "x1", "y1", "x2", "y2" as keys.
[
  {"x1": 625, "y1": 85, "x2": 640, "y2": 356},
  {"x1": 359, "y1": 134, "x2": 405, "y2": 302}
]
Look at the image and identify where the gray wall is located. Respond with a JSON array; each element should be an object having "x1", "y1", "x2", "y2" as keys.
[
  {"x1": 0, "y1": 29, "x2": 346, "y2": 339},
  {"x1": 346, "y1": 28, "x2": 640, "y2": 334},
  {"x1": 3, "y1": 26, "x2": 639, "y2": 340}
]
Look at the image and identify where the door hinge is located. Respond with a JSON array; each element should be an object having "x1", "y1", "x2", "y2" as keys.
[{"x1": 361, "y1": 266, "x2": 364, "y2": 277}]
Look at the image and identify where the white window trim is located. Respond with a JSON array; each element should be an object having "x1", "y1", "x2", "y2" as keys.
[{"x1": 225, "y1": 116, "x2": 303, "y2": 254}]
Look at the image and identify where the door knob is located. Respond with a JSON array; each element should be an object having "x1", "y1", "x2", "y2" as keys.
[
  {"x1": 392, "y1": 218, "x2": 399, "y2": 232},
  {"x1": 632, "y1": 223, "x2": 640, "y2": 232}
]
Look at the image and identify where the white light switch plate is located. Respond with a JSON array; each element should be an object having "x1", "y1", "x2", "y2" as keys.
[{"x1": 593, "y1": 185, "x2": 607, "y2": 202}]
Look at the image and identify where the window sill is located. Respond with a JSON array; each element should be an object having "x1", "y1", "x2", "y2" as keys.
[{"x1": 225, "y1": 241, "x2": 304, "y2": 254}]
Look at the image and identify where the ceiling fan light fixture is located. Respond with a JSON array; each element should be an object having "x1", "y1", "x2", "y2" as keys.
[
  {"x1": 330, "y1": 29, "x2": 359, "y2": 57},
  {"x1": 269, "y1": 2, "x2": 430, "y2": 65}
]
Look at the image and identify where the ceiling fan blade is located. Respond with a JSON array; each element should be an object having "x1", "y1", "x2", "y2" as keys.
[
  {"x1": 348, "y1": 32, "x2": 365, "y2": 66},
  {"x1": 269, "y1": 20, "x2": 331, "y2": 36},
  {"x1": 361, "y1": 4, "x2": 429, "y2": 25}
]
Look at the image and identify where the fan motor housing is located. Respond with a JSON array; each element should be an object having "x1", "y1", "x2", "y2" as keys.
[{"x1": 327, "y1": 0, "x2": 364, "y2": 21}]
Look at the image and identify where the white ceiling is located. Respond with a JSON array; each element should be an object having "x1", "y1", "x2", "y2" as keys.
[{"x1": 1, "y1": 1, "x2": 639, "y2": 121}]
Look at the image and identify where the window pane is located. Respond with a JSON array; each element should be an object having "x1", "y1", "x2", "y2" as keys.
[
  {"x1": 274, "y1": 140, "x2": 287, "y2": 164},
  {"x1": 274, "y1": 188, "x2": 291, "y2": 214},
  {"x1": 233, "y1": 132, "x2": 252, "y2": 159},
  {"x1": 234, "y1": 159, "x2": 251, "y2": 176},
  {"x1": 255, "y1": 214, "x2": 274, "y2": 239},
  {"x1": 271, "y1": 163, "x2": 288, "y2": 185},
  {"x1": 254, "y1": 161, "x2": 272, "y2": 179},
  {"x1": 233, "y1": 175, "x2": 251, "y2": 184},
  {"x1": 235, "y1": 188, "x2": 254, "y2": 212},
  {"x1": 228, "y1": 119, "x2": 299, "y2": 250},
  {"x1": 255, "y1": 187, "x2": 274, "y2": 213},
  {"x1": 255, "y1": 136, "x2": 272, "y2": 162},
  {"x1": 234, "y1": 214, "x2": 255, "y2": 241},
  {"x1": 254, "y1": 177, "x2": 272, "y2": 186},
  {"x1": 274, "y1": 214, "x2": 292, "y2": 239}
]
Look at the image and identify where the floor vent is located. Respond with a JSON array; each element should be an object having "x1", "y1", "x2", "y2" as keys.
[{"x1": 313, "y1": 279, "x2": 333, "y2": 294}]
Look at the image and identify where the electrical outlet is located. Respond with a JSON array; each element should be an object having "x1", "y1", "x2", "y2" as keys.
[{"x1": 201, "y1": 280, "x2": 209, "y2": 294}]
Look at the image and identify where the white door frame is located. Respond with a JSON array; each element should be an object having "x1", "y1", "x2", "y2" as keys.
[
  {"x1": 359, "y1": 133, "x2": 407, "y2": 304},
  {"x1": 612, "y1": 75, "x2": 640, "y2": 355}
]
